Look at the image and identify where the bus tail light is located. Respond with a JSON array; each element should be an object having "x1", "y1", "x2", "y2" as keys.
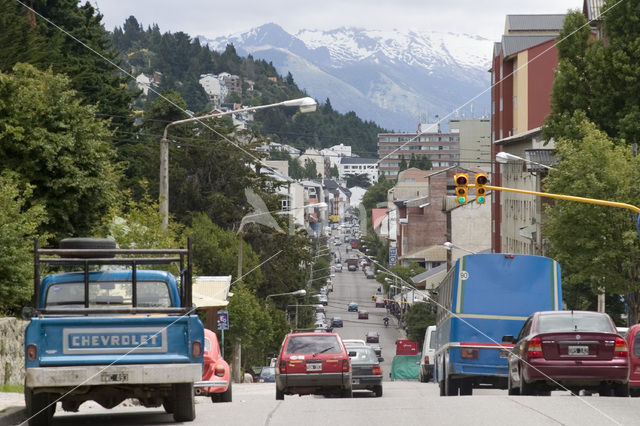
[
  {"x1": 27, "y1": 344, "x2": 37, "y2": 361},
  {"x1": 527, "y1": 337, "x2": 543, "y2": 359},
  {"x1": 614, "y1": 337, "x2": 628, "y2": 357},
  {"x1": 461, "y1": 348, "x2": 478, "y2": 359},
  {"x1": 192, "y1": 341, "x2": 202, "y2": 357}
]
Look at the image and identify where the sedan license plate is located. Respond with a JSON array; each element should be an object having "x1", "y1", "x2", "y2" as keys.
[
  {"x1": 306, "y1": 363, "x2": 322, "y2": 372},
  {"x1": 568, "y1": 345, "x2": 589, "y2": 356},
  {"x1": 101, "y1": 372, "x2": 129, "y2": 383}
]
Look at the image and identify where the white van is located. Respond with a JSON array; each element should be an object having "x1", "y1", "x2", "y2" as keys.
[{"x1": 419, "y1": 325, "x2": 437, "y2": 382}]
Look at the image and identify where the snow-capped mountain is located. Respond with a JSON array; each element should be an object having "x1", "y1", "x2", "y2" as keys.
[{"x1": 201, "y1": 23, "x2": 493, "y2": 132}]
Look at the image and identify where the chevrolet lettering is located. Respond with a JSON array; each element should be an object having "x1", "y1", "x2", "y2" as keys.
[{"x1": 63, "y1": 327, "x2": 166, "y2": 354}]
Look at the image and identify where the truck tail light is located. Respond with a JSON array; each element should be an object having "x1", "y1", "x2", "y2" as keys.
[
  {"x1": 527, "y1": 337, "x2": 543, "y2": 359},
  {"x1": 461, "y1": 348, "x2": 478, "y2": 359},
  {"x1": 614, "y1": 337, "x2": 628, "y2": 357},
  {"x1": 424, "y1": 356, "x2": 429, "y2": 364},
  {"x1": 192, "y1": 341, "x2": 202, "y2": 357},
  {"x1": 214, "y1": 364, "x2": 226, "y2": 377},
  {"x1": 342, "y1": 359, "x2": 350, "y2": 372},
  {"x1": 372, "y1": 365, "x2": 382, "y2": 375},
  {"x1": 27, "y1": 344, "x2": 37, "y2": 361}
]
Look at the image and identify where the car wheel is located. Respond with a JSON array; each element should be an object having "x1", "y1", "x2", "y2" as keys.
[
  {"x1": 598, "y1": 383, "x2": 612, "y2": 397},
  {"x1": 507, "y1": 371, "x2": 518, "y2": 396},
  {"x1": 519, "y1": 368, "x2": 535, "y2": 396},
  {"x1": 172, "y1": 383, "x2": 196, "y2": 422},
  {"x1": 162, "y1": 398, "x2": 174, "y2": 413},
  {"x1": 373, "y1": 385, "x2": 383, "y2": 397},
  {"x1": 276, "y1": 387, "x2": 284, "y2": 400},
  {"x1": 630, "y1": 388, "x2": 640, "y2": 398},
  {"x1": 221, "y1": 382, "x2": 232, "y2": 402},
  {"x1": 613, "y1": 383, "x2": 629, "y2": 397},
  {"x1": 25, "y1": 388, "x2": 55, "y2": 426},
  {"x1": 342, "y1": 387, "x2": 353, "y2": 398},
  {"x1": 211, "y1": 393, "x2": 222, "y2": 403},
  {"x1": 58, "y1": 237, "x2": 116, "y2": 258},
  {"x1": 460, "y1": 379, "x2": 473, "y2": 396}
]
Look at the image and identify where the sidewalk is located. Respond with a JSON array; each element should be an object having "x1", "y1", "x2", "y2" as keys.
[{"x1": 0, "y1": 392, "x2": 26, "y2": 426}]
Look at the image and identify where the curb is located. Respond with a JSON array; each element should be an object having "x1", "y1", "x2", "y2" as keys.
[{"x1": 0, "y1": 407, "x2": 27, "y2": 426}]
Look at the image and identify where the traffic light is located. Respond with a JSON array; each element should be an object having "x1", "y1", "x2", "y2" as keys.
[
  {"x1": 475, "y1": 173, "x2": 488, "y2": 204},
  {"x1": 454, "y1": 173, "x2": 468, "y2": 204}
]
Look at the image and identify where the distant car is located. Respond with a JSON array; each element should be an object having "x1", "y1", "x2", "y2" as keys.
[
  {"x1": 419, "y1": 325, "x2": 437, "y2": 383},
  {"x1": 347, "y1": 345, "x2": 383, "y2": 397},
  {"x1": 331, "y1": 317, "x2": 344, "y2": 328},
  {"x1": 195, "y1": 329, "x2": 232, "y2": 403},
  {"x1": 258, "y1": 366, "x2": 276, "y2": 383},
  {"x1": 365, "y1": 331, "x2": 380, "y2": 344},
  {"x1": 315, "y1": 320, "x2": 327, "y2": 329},
  {"x1": 275, "y1": 332, "x2": 352, "y2": 399},
  {"x1": 617, "y1": 327, "x2": 629, "y2": 337},
  {"x1": 504, "y1": 310, "x2": 629, "y2": 396},
  {"x1": 358, "y1": 310, "x2": 369, "y2": 320},
  {"x1": 364, "y1": 267, "x2": 375, "y2": 279},
  {"x1": 318, "y1": 294, "x2": 328, "y2": 306},
  {"x1": 348, "y1": 302, "x2": 359, "y2": 312},
  {"x1": 334, "y1": 263, "x2": 343, "y2": 273}
]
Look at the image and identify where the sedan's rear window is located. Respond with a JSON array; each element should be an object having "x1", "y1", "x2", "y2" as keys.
[
  {"x1": 348, "y1": 347, "x2": 378, "y2": 364},
  {"x1": 537, "y1": 313, "x2": 615, "y2": 333},
  {"x1": 285, "y1": 335, "x2": 342, "y2": 354}
]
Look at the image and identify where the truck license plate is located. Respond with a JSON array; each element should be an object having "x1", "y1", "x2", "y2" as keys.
[
  {"x1": 101, "y1": 372, "x2": 129, "y2": 383},
  {"x1": 568, "y1": 345, "x2": 589, "y2": 356},
  {"x1": 306, "y1": 363, "x2": 322, "y2": 372}
]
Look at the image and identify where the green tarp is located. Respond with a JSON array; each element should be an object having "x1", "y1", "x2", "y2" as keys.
[{"x1": 390, "y1": 355, "x2": 420, "y2": 380}]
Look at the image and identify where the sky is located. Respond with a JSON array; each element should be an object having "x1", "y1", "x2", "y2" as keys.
[{"x1": 90, "y1": 0, "x2": 582, "y2": 41}]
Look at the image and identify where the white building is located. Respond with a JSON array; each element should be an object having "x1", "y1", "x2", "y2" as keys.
[
  {"x1": 135, "y1": 73, "x2": 152, "y2": 96},
  {"x1": 320, "y1": 143, "x2": 352, "y2": 169},
  {"x1": 199, "y1": 73, "x2": 229, "y2": 105},
  {"x1": 339, "y1": 157, "x2": 379, "y2": 185},
  {"x1": 299, "y1": 149, "x2": 328, "y2": 178}
]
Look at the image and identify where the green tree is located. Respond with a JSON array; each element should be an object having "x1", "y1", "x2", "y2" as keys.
[
  {"x1": 403, "y1": 302, "x2": 435, "y2": 346},
  {"x1": 361, "y1": 179, "x2": 394, "y2": 212},
  {"x1": 0, "y1": 64, "x2": 121, "y2": 241},
  {"x1": 346, "y1": 173, "x2": 371, "y2": 189},
  {"x1": 330, "y1": 164, "x2": 339, "y2": 178},
  {"x1": 303, "y1": 158, "x2": 319, "y2": 179},
  {"x1": 398, "y1": 155, "x2": 408, "y2": 173},
  {"x1": 0, "y1": 172, "x2": 47, "y2": 315},
  {"x1": 543, "y1": 121, "x2": 640, "y2": 323}
]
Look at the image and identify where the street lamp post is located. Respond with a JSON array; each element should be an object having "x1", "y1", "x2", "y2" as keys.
[
  {"x1": 159, "y1": 97, "x2": 317, "y2": 229},
  {"x1": 495, "y1": 151, "x2": 555, "y2": 171}
]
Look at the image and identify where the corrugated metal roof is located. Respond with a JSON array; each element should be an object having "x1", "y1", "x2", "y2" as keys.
[
  {"x1": 584, "y1": 0, "x2": 604, "y2": 21},
  {"x1": 506, "y1": 14, "x2": 566, "y2": 32},
  {"x1": 502, "y1": 34, "x2": 558, "y2": 58},
  {"x1": 524, "y1": 149, "x2": 558, "y2": 172}
]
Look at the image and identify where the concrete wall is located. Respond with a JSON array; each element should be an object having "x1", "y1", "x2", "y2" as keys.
[{"x1": 0, "y1": 318, "x2": 26, "y2": 386}]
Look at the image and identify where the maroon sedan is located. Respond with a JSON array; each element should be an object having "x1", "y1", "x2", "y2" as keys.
[{"x1": 503, "y1": 311, "x2": 629, "y2": 396}]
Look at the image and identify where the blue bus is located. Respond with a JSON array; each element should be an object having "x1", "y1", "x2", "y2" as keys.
[{"x1": 433, "y1": 253, "x2": 562, "y2": 396}]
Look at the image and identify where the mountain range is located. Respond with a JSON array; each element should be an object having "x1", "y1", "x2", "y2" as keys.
[{"x1": 200, "y1": 23, "x2": 494, "y2": 132}]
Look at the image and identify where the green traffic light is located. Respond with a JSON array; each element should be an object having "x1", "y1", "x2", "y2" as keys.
[
  {"x1": 477, "y1": 196, "x2": 485, "y2": 204},
  {"x1": 457, "y1": 197, "x2": 466, "y2": 204}
]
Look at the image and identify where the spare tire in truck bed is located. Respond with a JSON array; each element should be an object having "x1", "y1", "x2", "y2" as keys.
[{"x1": 59, "y1": 237, "x2": 117, "y2": 257}]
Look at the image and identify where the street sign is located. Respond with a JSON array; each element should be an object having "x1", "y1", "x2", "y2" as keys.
[
  {"x1": 389, "y1": 247, "x2": 397, "y2": 266},
  {"x1": 217, "y1": 310, "x2": 229, "y2": 330}
]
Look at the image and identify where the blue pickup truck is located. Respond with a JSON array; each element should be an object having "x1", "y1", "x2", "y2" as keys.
[{"x1": 23, "y1": 238, "x2": 204, "y2": 425}]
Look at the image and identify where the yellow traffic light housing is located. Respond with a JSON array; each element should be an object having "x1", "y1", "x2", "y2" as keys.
[
  {"x1": 475, "y1": 173, "x2": 488, "y2": 204},
  {"x1": 454, "y1": 173, "x2": 468, "y2": 204}
]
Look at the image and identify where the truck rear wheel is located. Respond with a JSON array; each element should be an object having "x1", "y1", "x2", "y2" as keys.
[
  {"x1": 172, "y1": 383, "x2": 195, "y2": 422},
  {"x1": 25, "y1": 388, "x2": 55, "y2": 426}
]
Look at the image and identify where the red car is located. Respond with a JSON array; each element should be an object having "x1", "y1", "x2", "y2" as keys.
[
  {"x1": 275, "y1": 332, "x2": 352, "y2": 399},
  {"x1": 626, "y1": 324, "x2": 640, "y2": 396},
  {"x1": 194, "y1": 329, "x2": 232, "y2": 402},
  {"x1": 504, "y1": 311, "x2": 629, "y2": 396}
]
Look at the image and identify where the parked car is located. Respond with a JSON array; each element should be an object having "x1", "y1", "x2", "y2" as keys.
[
  {"x1": 317, "y1": 294, "x2": 328, "y2": 306},
  {"x1": 334, "y1": 263, "x2": 343, "y2": 273},
  {"x1": 503, "y1": 310, "x2": 629, "y2": 396},
  {"x1": 331, "y1": 317, "x2": 344, "y2": 328},
  {"x1": 258, "y1": 366, "x2": 276, "y2": 383},
  {"x1": 626, "y1": 324, "x2": 640, "y2": 396},
  {"x1": 419, "y1": 325, "x2": 437, "y2": 383},
  {"x1": 194, "y1": 329, "x2": 232, "y2": 403},
  {"x1": 358, "y1": 310, "x2": 369, "y2": 320},
  {"x1": 366, "y1": 331, "x2": 380, "y2": 344},
  {"x1": 348, "y1": 302, "x2": 359, "y2": 312},
  {"x1": 347, "y1": 346, "x2": 383, "y2": 397},
  {"x1": 275, "y1": 332, "x2": 352, "y2": 399}
]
